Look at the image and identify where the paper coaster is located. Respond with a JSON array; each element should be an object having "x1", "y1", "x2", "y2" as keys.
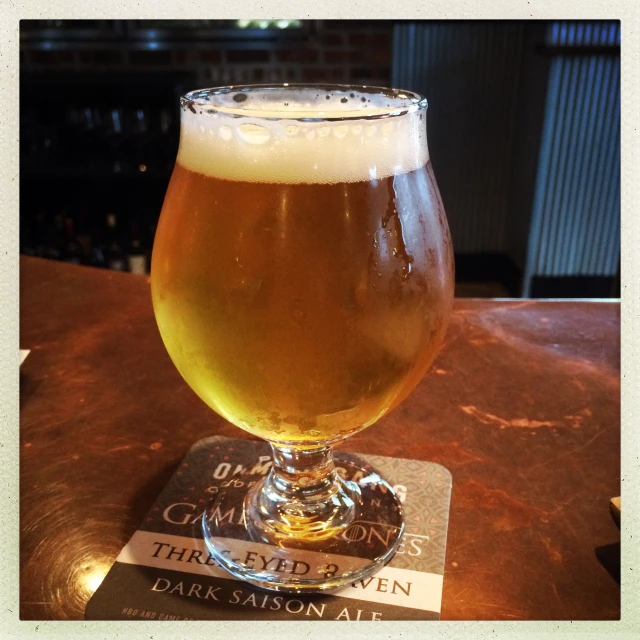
[{"x1": 86, "y1": 436, "x2": 452, "y2": 621}]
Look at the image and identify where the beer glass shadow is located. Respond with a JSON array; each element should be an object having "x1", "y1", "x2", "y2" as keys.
[
  {"x1": 20, "y1": 370, "x2": 44, "y2": 411},
  {"x1": 595, "y1": 542, "x2": 620, "y2": 586},
  {"x1": 126, "y1": 460, "x2": 183, "y2": 537}
]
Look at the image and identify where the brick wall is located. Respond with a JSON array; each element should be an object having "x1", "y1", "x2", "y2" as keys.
[{"x1": 21, "y1": 20, "x2": 394, "y2": 87}]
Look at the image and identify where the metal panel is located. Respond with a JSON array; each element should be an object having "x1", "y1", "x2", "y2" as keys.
[
  {"x1": 393, "y1": 22, "x2": 525, "y2": 254},
  {"x1": 393, "y1": 20, "x2": 620, "y2": 295},
  {"x1": 524, "y1": 21, "x2": 620, "y2": 291}
]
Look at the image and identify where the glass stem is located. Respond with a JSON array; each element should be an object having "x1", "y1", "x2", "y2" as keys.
[
  {"x1": 245, "y1": 443, "x2": 358, "y2": 543},
  {"x1": 268, "y1": 443, "x2": 340, "y2": 502}
]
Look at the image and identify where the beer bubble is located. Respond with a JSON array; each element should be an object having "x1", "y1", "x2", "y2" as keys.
[
  {"x1": 319, "y1": 126, "x2": 330, "y2": 137},
  {"x1": 199, "y1": 125, "x2": 205, "y2": 133},
  {"x1": 292, "y1": 300, "x2": 306, "y2": 324},
  {"x1": 305, "y1": 129, "x2": 315, "y2": 140},
  {"x1": 351, "y1": 124, "x2": 363, "y2": 135},
  {"x1": 219, "y1": 125, "x2": 232, "y2": 140},
  {"x1": 334, "y1": 125, "x2": 349, "y2": 138},
  {"x1": 285, "y1": 125, "x2": 299, "y2": 136},
  {"x1": 238, "y1": 123, "x2": 270, "y2": 144},
  {"x1": 340, "y1": 97, "x2": 348, "y2": 104}
]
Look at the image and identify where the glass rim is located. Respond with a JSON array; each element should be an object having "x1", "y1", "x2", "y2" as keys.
[{"x1": 180, "y1": 83, "x2": 428, "y2": 122}]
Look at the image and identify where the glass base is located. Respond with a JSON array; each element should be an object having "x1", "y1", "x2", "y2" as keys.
[{"x1": 202, "y1": 457, "x2": 404, "y2": 593}]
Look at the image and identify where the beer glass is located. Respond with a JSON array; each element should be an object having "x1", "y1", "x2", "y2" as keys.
[{"x1": 151, "y1": 84, "x2": 454, "y2": 592}]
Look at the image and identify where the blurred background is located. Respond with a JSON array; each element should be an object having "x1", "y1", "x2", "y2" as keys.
[{"x1": 19, "y1": 19, "x2": 620, "y2": 298}]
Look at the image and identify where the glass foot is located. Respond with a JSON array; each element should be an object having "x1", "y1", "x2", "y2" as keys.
[{"x1": 202, "y1": 455, "x2": 404, "y2": 593}]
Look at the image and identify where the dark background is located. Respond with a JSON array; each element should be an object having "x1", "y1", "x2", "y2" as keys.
[{"x1": 19, "y1": 19, "x2": 621, "y2": 298}]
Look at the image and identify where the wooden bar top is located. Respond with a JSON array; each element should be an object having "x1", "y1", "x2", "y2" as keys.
[{"x1": 19, "y1": 256, "x2": 620, "y2": 620}]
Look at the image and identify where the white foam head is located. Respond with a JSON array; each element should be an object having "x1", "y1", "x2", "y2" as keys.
[{"x1": 177, "y1": 85, "x2": 429, "y2": 184}]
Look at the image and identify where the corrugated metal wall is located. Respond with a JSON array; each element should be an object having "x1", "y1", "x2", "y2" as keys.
[
  {"x1": 393, "y1": 21, "x2": 621, "y2": 297},
  {"x1": 392, "y1": 22, "x2": 525, "y2": 254},
  {"x1": 523, "y1": 21, "x2": 621, "y2": 292}
]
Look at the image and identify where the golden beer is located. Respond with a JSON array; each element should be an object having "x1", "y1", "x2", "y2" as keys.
[{"x1": 151, "y1": 87, "x2": 454, "y2": 445}]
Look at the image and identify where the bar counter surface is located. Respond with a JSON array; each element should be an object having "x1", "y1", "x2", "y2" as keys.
[{"x1": 19, "y1": 256, "x2": 621, "y2": 621}]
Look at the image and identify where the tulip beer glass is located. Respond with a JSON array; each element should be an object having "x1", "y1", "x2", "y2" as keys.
[{"x1": 151, "y1": 84, "x2": 454, "y2": 592}]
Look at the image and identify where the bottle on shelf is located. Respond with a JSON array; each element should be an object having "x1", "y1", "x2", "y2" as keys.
[
  {"x1": 127, "y1": 220, "x2": 148, "y2": 275},
  {"x1": 33, "y1": 209, "x2": 48, "y2": 257},
  {"x1": 87, "y1": 210, "x2": 106, "y2": 268},
  {"x1": 20, "y1": 208, "x2": 38, "y2": 257},
  {"x1": 90, "y1": 241, "x2": 107, "y2": 269},
  {"x1": 42, "y1": 212, "x2": 64, "y2": 261},
  {"x1": 105, "y1": 213, "x2": 127, "y2": 271},
  {"x1": 74, "y1": 209, "x2": 92, "y2": 259},
  {"x1": 61, "y1": 215, "x2": 84, "y2": 265}
]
